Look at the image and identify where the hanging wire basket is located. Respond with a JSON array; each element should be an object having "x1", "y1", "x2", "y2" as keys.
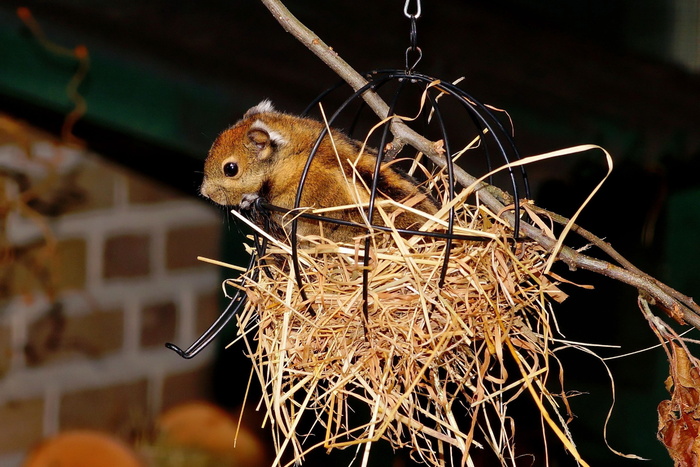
[
  {"x1": 167, "y1": 68, "x2": 533, "y2": 357},
  {"x1": 168, "y1": 69, "x2": 581, "y2": 466}
]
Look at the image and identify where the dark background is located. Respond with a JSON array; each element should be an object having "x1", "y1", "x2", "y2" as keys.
[{"x1": 1, "y1": 1, "x2": 700, "y2": 465}]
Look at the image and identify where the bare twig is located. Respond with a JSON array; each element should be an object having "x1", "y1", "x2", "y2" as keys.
[
  {"x1": 530, "y1": 206, "x2": 700, "y2": 327},
  {"x1": 258, "y1": 0, "x2": 700, "y2": 330}
]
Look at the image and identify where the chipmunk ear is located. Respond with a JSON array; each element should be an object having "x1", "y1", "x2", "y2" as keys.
[{"x1": 247, "y1": 120, "x2": 287, "y2": 161}]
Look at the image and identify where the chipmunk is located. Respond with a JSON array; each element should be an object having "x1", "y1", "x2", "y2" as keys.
[{"x1": 200, "y1": 100, "x2": 438, "y2": 242}]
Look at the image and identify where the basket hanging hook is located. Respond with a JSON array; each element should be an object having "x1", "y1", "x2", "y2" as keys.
[
  {"x1": 404, "y1": 0, "x2": 422, "y2": 73},
  {"x1": 403, "y1": 0, "x2": 421, "y2": 19}
]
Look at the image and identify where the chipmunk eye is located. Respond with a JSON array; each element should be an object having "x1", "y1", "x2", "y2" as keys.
[{"x1": 223, "y1": 162, "x2": 239, "y2": 177}]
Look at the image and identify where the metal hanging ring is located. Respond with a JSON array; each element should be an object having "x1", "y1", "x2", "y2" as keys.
[
  {"x1": 405, "y1": 8, "x2": 420, "y2": 73},
  {"x1": 404, "y1": 0, "x2": 422, "y2": 19},
  {"x1": 405, "y1": 46, "x2": 422, "y2": 73},
  {"x1": 408, "y1": 15, "x2": 418, "y2": 51}
]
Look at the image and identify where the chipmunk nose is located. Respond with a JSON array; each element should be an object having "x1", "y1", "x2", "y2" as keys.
[
  {"x1": 200, "y1": 178, "x2": 213, "y2": 199},
  {"x1": 199, "y1": 180, "x2": 234, "y2": 206}
]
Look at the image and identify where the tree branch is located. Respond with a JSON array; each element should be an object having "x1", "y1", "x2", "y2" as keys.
[{"x1": 258, "y1": 0, "x2": 700, "y2": 331}]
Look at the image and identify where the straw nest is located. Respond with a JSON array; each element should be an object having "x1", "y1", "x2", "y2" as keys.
[{"x1": 229, "y1": 170, "x2": 571, "y2": 467}]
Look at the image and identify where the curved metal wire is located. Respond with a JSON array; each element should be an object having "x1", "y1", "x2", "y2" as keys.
[
  {"x1": 165, "y1": 251, "x2": 256, "y2": 359},
  {"x1": 425, "y1": 92, "x2": 455, "y2": 288},
  {"x1": 168, "y1": 69, "x2": 531, "y2": 359}
]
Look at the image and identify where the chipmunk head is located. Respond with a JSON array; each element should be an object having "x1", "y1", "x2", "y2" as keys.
[
  {"x1": 201, "y1": 101, "x2": 438, "y2": 240},
  {"x1": 200, "y1": 100, "x2": 289, "y2": 209}
]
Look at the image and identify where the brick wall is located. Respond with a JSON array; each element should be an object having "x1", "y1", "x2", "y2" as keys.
[{"x1": 0, "y1": 114, "x2": 225, "y2": 465}]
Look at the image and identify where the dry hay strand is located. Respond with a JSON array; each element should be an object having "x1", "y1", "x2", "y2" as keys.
[{"x1": 229, "y1": 172, "x2": 578, "y2": 467}]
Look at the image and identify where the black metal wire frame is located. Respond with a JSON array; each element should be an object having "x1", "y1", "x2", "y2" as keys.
[
  {"x1": 167, "y1": 69, "x2": 530, "y2": 359},
  {"x1": 165, "y1": 251, "x2": 256, "y2": 359}
]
